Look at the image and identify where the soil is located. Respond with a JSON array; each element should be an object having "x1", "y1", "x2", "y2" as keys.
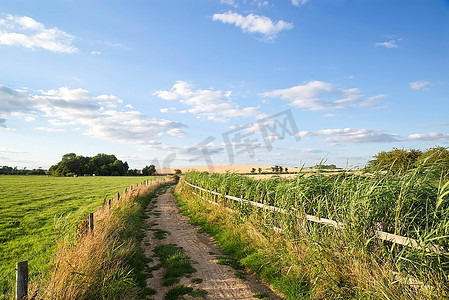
[{"x1": 142, "y1": 187, "x2": 281, "y2": 300}]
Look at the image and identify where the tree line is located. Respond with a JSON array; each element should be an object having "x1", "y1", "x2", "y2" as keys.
[
  {"x1": 1, "y1": 153, "x2": 158, "y2": 177},
  {"x1": 367, "y1": 146, "x2": 449, "y2": 175}
]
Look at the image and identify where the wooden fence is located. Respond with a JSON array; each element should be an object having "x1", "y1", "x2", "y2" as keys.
[
  {"x1": 184, "y1": 180, "x2": 447, "y2": 253},
  {"x1": 0, "y1": 179, "x2": 152, "y2": 300}
]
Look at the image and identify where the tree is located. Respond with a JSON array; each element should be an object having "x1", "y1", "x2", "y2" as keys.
[
  {"x1": 174, "y1": 169, "x2": 182, "y2": 175},
  {"x1": 251, "y1": 168, "x2": 256, "y2": 174},
  {"x1": 142, "y1": 165, "x2": 156, "y2": 176},
  {"x1": 415, "y1": 146, "x2": 449, "y2": 176},
  {"x1": 258, "y1": 167, "x2": 262, "y2": 174},
  {"x1": 49, "y1": 153, "x2": 128, "y2": 176},
  {"x1": 285, "y1": 167, "x2": 288, "y2": 174},
  {"x1": 367, "y1": 148, "x2": 422, "y2": 175}
]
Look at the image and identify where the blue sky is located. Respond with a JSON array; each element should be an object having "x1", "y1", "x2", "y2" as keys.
[{"x1": 0, "y1": 0, "x2": 448, "y2": 170}]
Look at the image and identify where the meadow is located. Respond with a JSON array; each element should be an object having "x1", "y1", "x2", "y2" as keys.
[
  {"x1": 0, "y1": 175, "x2": 156, "y2": 283},
  {"x1": 182, "y1": 165, "x2": 449, "y2": 298}
]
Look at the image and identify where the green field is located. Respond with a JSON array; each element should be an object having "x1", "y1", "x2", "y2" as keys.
[{"x1": 0, "y1": 175, "x2": 157, "y2": 282}]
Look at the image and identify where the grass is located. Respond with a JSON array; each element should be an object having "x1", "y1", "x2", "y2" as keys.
[
  {"x1": 177, "y1": 167, "x2": 449, "y2": 299},
  {"x1": 215, "y1": 256, "x2": 243, "y2": 270},
  {"x1": 151, "y1": 228, "x2": 170, "y2": 240},
  {"x1": 191, "y1": 277, "x2": 203, "y2": 284},
  {"x1": 164, "y1": 285, "x2": 207, "y2": 300},
  {"x1": 0, "y1": 175, "x2": 161, "y2": 293},
  {"x1": 152, "y1": 244, "x2": 197, "y2": 286},
  {"x1": 28, "y1": 177, "x2": 174, "y2": 299},
  {"x1": 254, "y1": 292, "x2": 269, "y2": 299}
]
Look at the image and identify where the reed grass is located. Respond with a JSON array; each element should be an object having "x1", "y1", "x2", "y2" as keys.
[{"x1": 181, "y1": 164, "x2": 449, "y2": 298}]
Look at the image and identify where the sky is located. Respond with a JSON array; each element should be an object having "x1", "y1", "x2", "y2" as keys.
[{"x1": 0, "y1": 0, "x2": 448, "y2": 170}]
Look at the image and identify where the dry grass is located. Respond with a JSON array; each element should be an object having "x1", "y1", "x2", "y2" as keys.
[{"x1": 32, "y1": 177, "x2": 174, "y2": 300}]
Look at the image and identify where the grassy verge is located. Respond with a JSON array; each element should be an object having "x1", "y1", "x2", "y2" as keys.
[
  {"x1": 32, "y1": 177, "x2": 175, "y2": 299},
  {"x1": 175, "y1": 179, "x2": 447, "y2": 299},
  {"x1": 0, "y1": 175, "x2": 159, "y2": 281}
]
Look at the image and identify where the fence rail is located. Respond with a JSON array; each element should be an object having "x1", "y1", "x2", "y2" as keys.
[{"x1": 184, "y1": 180, "x2": 446, "y2": 253}]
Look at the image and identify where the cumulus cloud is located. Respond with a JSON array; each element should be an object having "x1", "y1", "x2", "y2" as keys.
[
  {"x1": 407, "y1": 132, "x2": 449, "y2": 143},
  {"x1": 0, "y1": 15, "x2": 77, "y2": 53},
  {"x1": 212, "y1": 11, "x2": 293, "y2": 41},
  {"x1": 374, "y1": 39, "x2": 401, "y2": 48},
  {"x1": 0, "y1": 85, "x2": 48, "y2": 115},
  {"x1": 261, "y1": 81, "x2": 386, "y2": 110},
  {"x1": 0, "y1": 85, "x2": 186, "y2": 144},
  {"x1": 409, "y1": 80, "x2": 430, "y2": 90},
  {"x1": 154, "y1": 81, "x2": 259, "y2": 122},
  {"x1": 300, "y1": 128, "x2": 400, "y2": 144}
]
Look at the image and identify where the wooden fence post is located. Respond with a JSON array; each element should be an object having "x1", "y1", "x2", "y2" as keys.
[
  {"x1": 89, "y1": 213, "x2": 94, "y2": 232},
  {"x1": 374, "y1": 221, "x2": 385, "y2": 232},
  {"x1": 214, "y1": 190, "x2": 217, "y2": 202},
  {"x1": 16, "y1": 260, "x2": 28, "y2": 300},
  {"x1": 108, "y1": 199, "x2": 111, "y2": 211},
  {"x1": 117, "y1": 192, "x2": 120, "y2": 200}
]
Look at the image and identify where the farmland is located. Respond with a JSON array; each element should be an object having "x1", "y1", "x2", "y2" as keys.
[
  {"x1": 181, "y1": 166, "x2": 449, "y2": 298},
  {"x1": 0, "y1": 175, "x2": 157, "y2": 281}
]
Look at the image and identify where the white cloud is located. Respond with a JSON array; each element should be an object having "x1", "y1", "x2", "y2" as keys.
[
  {"x1": 154, "y1": 81, "x2": 259, "y2": 122},
  {"x1": 251, "y1": 0, "x2": 269, "y2": 7},
  {"x1": 221, "y1": 0, "x2": 238, "y2": 8},
  {"x1": 322, "y1": 113, "x2": 335, "y2": 118},
  {"x1": 407, "y1": 132, "x2": 449, "y2": 143},
  {"x1": 409, "y1": 80, "x2": 430, "y2": 91},
  {"x1": 300, "y1": 128, "x2": 400, "y2": 144},
  {"x1": 0, "y1": 15, "x2": 77, "y2": 53},
  {"x1": 35, "y1": 126, "x2": 65, "y2": 132},
  {"x1": 0, "y1": 85, "x2": 186, "y2": 144},
  {"x1": 212, "y1": 11, "x2": 293, "y2": 41},
  {"x1": 374, "y1": 39, "x2": 400, "y2": 48},
  {"x1": 261, "y1": 81, "x2": 386, "y2": 110},
  {"x1": 291, "y1": 0, "x2": 309, "y2": 6},
  {"x1": 91, "y1": 50, "x2": 102, "y2": 55}
]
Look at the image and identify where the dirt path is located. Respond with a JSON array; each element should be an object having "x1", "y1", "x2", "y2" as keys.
[{"x1": 142, "y1": 187, "x2": 281, "y2": 300}]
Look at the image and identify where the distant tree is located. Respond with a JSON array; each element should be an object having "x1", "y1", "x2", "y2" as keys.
[
  {"x1": 29, "y1": 168, "x2": 46, "y2": 175},
  {"x1": 174, "y1": 169, "x2": 182, "y2": 175},
  {"x1": 285, "y1": 167, "x2": 288, "y2": 173},
  {"x1": 49, "y1": 153, "x2": 128, "y2": 176},
  {"x1": 258, "y1": 167, "x2": 262, "y2": 174},
  {"x1": 142, "y1": 165, "x2": 156, "y2": 176},
  {"x1": 127, "y1": 169, "x2": 140, "y2": 176},
  {"x1": 251, "y1": 168, "x2": 256, "y2": 174},
  {"x1": 279, "y1": 166, "x2": 283, "y2": 173},
  {"x1": 415, "y1": 146, "x2": 449, "y2": 176},
  {"x1": 314, "y1": 164, "x2": 337, "y2": 170},
  {"x1": 367, "y1": 148, "x2": 422, "y2": 175}
]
